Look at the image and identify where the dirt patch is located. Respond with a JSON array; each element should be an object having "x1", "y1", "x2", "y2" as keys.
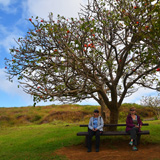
[{"x1": 55, "y1": 140, "x2": 160, "y2": 160}]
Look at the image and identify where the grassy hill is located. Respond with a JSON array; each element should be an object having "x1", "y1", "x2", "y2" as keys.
[
  {"x1": 0, "y1": 103, "x2": 155, "y2": 127},
  {"x1": 0, "y1": 104, "x2": 159, "y2": 160}
]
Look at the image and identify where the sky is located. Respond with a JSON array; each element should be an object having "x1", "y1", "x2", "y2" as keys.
[{"x1": 0, "y1": 0, "x2": 158, "y2": 107}]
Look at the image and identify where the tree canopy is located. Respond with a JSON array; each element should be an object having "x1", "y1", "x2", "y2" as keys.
[{"x1": 5, "y1": 0, "x2": 160, "y2": 124}]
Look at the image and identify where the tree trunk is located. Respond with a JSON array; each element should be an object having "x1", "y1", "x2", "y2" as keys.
[
  {"x1": 109, "y1": 108, "x2": 119, "y2": 131},
  {"x1": 100, "y1": 103, "x2": 110, "y2": 131},
  {"x1": 98, "y1": 93, "x2": 108, "y2": 124},
  {"x1": 110, "y1": 108, "x2": 119, "y2": 124},
  {"x1": 97, "y1": 91, "x2": 120, "y2": 131}
]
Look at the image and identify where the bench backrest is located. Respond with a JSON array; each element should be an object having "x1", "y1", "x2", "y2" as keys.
[{"x1": 80, "y1": 123, "x2": 149, "y2": 127}]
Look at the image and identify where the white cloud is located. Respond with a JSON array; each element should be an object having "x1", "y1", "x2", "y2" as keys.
[
  {"x1": 0, "y1": 0, "x2": 11, "y2": 6},
  {"x1": 0, "y1": 0, "x2": 17, "y2": 13},
  {"x1": 26, "y1": 0, "x2": 87, "y2": 20},
  {"x1": 1, "y1": 0, "x2": 159, "y2": 107},
  {"x1": 0, "y1": 67, "x2": 158, "y2": 107},
  {"x1": 123, "y1": 87, "x2": 158, "y2": 104},
  {"x1": 78, "y1": 98, "x2": 99, "y2": 106},
  {"x1": 0, "y1": 68, "x2": 62, "y2": 107},
  {"x1": 0, "y1": 24, "x2": 23, "y2": 53},
  {"x1": 0, "y1": 68, "x2": 33, "y2": 102},
  {"x1": 79, "y1": 87, "x2": 158, "y2": 106}
]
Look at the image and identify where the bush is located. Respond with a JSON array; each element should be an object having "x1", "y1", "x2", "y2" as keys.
[{"x1": 30, "y1": 115, "x2": 42, "y2": 122}]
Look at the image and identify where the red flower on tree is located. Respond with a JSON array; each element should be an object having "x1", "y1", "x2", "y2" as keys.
[{"x1": 145, "y1": 26, "x2": 149, "y2": 29}]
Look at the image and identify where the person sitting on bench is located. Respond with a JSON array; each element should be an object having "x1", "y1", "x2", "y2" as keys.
[
  {"x1": 126, "y1": 107, "x2": 142, "y2": 151},
  {"x1": 87, "y1": 109, "x2": 104, "y2": 152}
]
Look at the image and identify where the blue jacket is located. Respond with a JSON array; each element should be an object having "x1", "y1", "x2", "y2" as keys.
[{"x1": 88, "y1": 116, "x2": 104, "y2": 131}]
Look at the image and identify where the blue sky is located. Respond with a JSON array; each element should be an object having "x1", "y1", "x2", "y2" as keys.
[{"x1": 0, "y1": 0, "x2": 158, "y2": 107}]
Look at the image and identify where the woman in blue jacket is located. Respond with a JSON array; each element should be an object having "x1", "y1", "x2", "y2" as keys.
[{"x1": 87, "y1": 109, "x2": 104, "y2": 152}]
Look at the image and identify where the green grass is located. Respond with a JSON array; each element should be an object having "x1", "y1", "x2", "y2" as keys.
[
  {"x1": 0, "y1": 123, "x2": 86, "y2": 160},
  {"x1": 0, "y1": 105, "x2": 160, "y2": 160},
  {"x1": 1, "y1": 120, "x2": 160, "y2": 160},
  {"x1": 143, "y1": 120, "x2": 160, "y2": 143},
  {"x1": 113, "y1": 120, "x2": 160, "y2": 144}
]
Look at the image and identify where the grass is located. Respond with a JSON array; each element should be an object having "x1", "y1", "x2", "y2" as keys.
[
  {"x1": 108, "y1": 120, "x2": 160, "y2": 144},
  {"x1": 0, "y1": 120, "x2": 160, "y2": 160},
  {"x1": 0, "y1": 104, "x2": 155, "y2": 127},
  {"x1": 143, "y1": 120, "x2": 160, "y2": 143},
  {"x1": 0, "y1": 123, "x2": 86, "y2": 160},
  {"x1": 0, "y1": 105, "x2": 99, "y2": 127},
  {"x1": 0, "y1": 104, "x2": 159, "y2": 160}
]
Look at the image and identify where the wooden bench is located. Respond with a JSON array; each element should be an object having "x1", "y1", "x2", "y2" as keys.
[{"x1": 77, "y1": 123, "x2": 150, "y2": 146}]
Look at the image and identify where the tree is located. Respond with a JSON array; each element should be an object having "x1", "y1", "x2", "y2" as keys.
[
  {"x1": 5, "y1": 0, "x2": 160, "y2": 126},
  {"x1": 140, "y1": 95, "x2": 160, "y2": 120}
]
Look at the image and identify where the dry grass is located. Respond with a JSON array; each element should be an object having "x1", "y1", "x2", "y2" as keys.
[{"x1": 0, "y1": 104, "x2": 155, "y2": 127}]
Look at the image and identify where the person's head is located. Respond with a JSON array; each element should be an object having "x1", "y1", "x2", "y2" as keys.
[
  {"x1": 130, "y1": 107, "x2": 136, "y2": 115},
  {"x1": 93, "y1": 109, "x2": 99, "y2": 117}
]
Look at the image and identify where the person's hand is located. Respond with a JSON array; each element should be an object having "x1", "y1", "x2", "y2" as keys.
[
  {"x1": 135, "y1": 125, "x2": 139, "y2": 128},
  {"x1": 92, "y1": 128, "x2": 97, "y2": 131},
  {"x1": 139, "y1": 125, "x2": 142, "y2": 128}
]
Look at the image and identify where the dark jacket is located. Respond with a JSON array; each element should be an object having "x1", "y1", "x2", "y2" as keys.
[{"x1": 126, "y1": 114, "x2": 143, "y2": 132}]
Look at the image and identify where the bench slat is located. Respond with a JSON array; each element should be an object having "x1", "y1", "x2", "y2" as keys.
[
  {"x1": 77, "y1": 130, "x2": 150, "y2": 136},
  {"x1": 80, "y1": 123, "x2": 149, "y2": 127}
]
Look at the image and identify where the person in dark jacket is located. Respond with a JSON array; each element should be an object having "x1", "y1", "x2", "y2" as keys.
[
  {"x1": 126, "y1": 107, "x2": 142, "y2": 151},
  {"x1": 87, "y1": 109, "x2": 104, "y2": 152}
]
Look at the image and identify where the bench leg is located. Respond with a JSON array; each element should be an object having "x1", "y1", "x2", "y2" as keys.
[
  {"x1": 85, "y1": 136, "x2": 88, "y2": 147},
  {"x1": 137, "y1": 134, "x2": 141, "y2": 145}
]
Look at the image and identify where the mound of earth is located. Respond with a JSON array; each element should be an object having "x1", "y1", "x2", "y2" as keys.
[{"x1": 55, "y1": 140, "x2": 160, "y2": 160}]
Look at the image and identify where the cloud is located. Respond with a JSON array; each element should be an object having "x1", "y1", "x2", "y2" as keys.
[
  {"x1": 26, "y1": 0, "x2": 87, "y2": 20},
  {"x1": 78, "y1": 98, "x2": 99, "y2": 106},
  {"x1": 0, "y1": 0, "x2": 17, "y2": 13},
  {"x1": 0, "y1": 0, "x2": 11, "y2": 6},
  {"x1": 0, "y1": 0, "x2": 89, "y2": 54},
  {"x1": 123, "y1": 87, "x2": 158, "y2": 104},
  {"x1": 0, "y1": 68, "x2": 33, "y2": 102},
  {"x1": 0, "y1": 66, "x2": 158, "y2": 107},
  {"x1": 0, "y1": 68, "x2": 62, "y2": 107},
  {"x1": 0, "y1": 24, "x2": 23, "y2": 53}
]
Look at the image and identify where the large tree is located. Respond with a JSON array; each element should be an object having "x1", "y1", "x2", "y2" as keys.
[{"x1": 5, "y1": 0, "x2": 160, "y2": 125}]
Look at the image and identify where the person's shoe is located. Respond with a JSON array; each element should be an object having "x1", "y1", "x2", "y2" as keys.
[
  {"x1": 132, "y1": 146, "x2": 138, "y2": 151},
  {"x1": 96, "y1": 148, "x2": 99, "y2": 152},
  {"x1": 129, "y1": 141, "x2": 133, "y2": 146},
  {"x1": 87, "y1": 149, "x2": 91, "y2": 152}
]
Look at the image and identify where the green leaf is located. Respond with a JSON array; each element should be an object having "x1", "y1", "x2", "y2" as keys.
[{"x1": 33, "y1": 103, "x2": 36, "y2": 107}]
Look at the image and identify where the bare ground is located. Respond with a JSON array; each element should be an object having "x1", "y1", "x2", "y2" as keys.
[{"x1": 55, "y1": 140, "x2": 160, "y2": 160}]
